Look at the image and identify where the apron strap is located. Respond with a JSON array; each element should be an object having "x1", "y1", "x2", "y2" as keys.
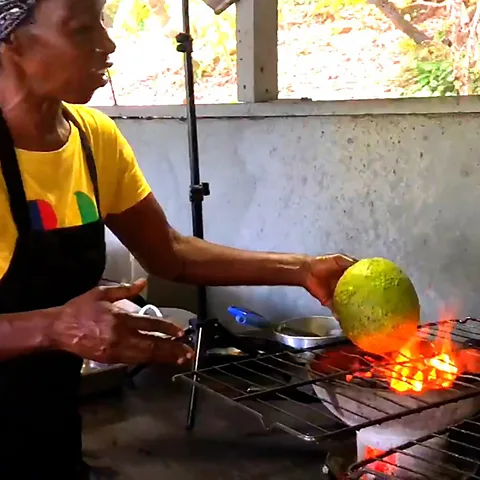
[
  {"x1": 0, "y1": 109, "x2": 31, "y2": 236},
  {"x1": 0, "y1": 106, "x2": 102, "y2": 237}
]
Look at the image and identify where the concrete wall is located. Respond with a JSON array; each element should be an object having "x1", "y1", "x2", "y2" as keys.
[{"x1": 101, "y1": 98, "x2": 480, "y2": 326}]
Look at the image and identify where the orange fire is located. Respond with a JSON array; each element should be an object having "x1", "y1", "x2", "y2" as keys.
[
  {"x1": 387, "y1": 320, "x2": 458, "y2": 393},
  {"x1": 348, "y1": 310, "x2": 462, "y2": 394},
  {"x1": 364, "y1": 446, "x2": 398, "y2": 476}
]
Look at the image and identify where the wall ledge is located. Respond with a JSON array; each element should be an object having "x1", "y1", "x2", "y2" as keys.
[{"x1": 96, "y1": 96, "x2": 480, "y2": 120}]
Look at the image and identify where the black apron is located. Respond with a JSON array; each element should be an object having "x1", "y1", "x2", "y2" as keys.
[{"x1": 0, "y1": 106, "x2": 106, "y2": 478}]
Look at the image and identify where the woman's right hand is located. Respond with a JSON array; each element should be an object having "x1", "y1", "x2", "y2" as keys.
[{"x1": 48, "y1": 279, "x2": 194, "y2": 365}]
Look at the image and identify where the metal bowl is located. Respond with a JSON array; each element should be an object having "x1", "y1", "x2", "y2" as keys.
[
  {"x1": 228, "y1": 306, "x2": 346, "y2": 351},
  {"x1": 274, "y1": 315, "x2": 346, "y2": 350}
]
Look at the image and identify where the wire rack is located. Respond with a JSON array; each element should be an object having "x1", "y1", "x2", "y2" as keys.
[
  {"x1": 173, "y1": 318, "x2": 480, "y2": 445},
  {"x1": 347, "y1": 414, "x2": 480, "y2": 479}
]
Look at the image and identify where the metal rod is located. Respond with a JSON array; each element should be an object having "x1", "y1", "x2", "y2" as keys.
[{"x1": 177, "y1": 0, "x2": 210, "y2": 431}]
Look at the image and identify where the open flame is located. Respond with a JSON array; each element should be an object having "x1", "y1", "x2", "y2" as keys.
[
  {"x1": 364, "y1": 446, "x2": 398, "y2": 476},
  {"x1": 388, "y1": 320, "x2": 458, "y2": 393},
  {"x1": 348, "y1": 309, "x2": 462, "y2": 394}
]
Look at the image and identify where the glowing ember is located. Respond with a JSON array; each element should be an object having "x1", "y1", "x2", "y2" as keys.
[
  {"x1": 347, "y1": 311, "x2": 462, "y2": 394},
  {"x1": 364, "y1": 446, "x2": 398, "y2": 476},
  {"x1": 388, "y1": 350, "x2": 458, "y2": 393}
]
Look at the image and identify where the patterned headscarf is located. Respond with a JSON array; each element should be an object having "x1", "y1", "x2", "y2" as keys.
[{"x1": 0, "y1": 0, "x2": 36, "y2": 42}]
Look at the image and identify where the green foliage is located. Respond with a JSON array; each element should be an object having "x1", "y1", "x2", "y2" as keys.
[
  {"x1": 103, "y1": 0, "x2": 480, "y2": 99},
  {"x1": 406, "y1": 60, "x2": 456, "y2": 96},
  {"x1": 397, "y1": 37, "x2": 417, "y2": 55},
  {"x1": 393, "y1": 9, "x2": 480, "y2": 98},
  {"x1": 396, "y1": 38, "x2": 480, "y2": 96},
  {"x1": 122, "y1": 0, "x2": 152, "y2": 34},
  {"x1": 396, "y1": 40, "x2": 455, "y2": 96},
  {"x1": 106, "y1": 0, "x2": 236, "y2": 82},
  {"x1": 469, "y1": 69, "x2": 480, "y2": 95},
  {"x1": 104, "y1": 0, "x2": 121, "y2": 19},
  {"x1": 188, "y1": 5, "x2": 237, "y2": 80},
  {"x1": 161, "y1": 1, "x2": 237, "y2": 82}
]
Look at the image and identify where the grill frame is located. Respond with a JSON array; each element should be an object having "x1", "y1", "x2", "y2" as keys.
[{"x1": 173, "y1": 317, "x2": 480, "y2": 446}]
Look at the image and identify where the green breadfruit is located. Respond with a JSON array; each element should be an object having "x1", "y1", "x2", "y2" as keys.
[{"x1": 333, "y1": 258, "x2": 420, "y2": 355}]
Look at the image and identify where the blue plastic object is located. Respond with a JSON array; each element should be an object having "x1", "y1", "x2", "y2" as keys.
[{"x1": 227, "y1": 305, "x2": 271, "y2": 328}]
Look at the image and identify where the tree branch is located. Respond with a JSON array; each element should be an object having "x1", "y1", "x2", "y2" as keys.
[
  {"x1": 407, "y1": 1, "x2": 446, "y2": 7},
  {"x1": 466, "y1": 0, "x2": 480, "y2": 68},
  {"x1": 449, "y1": 0, "x2": 471, "y2": 94},
  {"x1": 468, "y1": 0, "x2": 480, "y2": 39},
  {"x1": 368, "y1": 0, "x2": 432, "y2": 44}
]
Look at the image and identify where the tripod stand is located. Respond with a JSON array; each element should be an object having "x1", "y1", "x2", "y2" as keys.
[{"x1": 176, "y1": 0, "x2": 211, "y2": 431}]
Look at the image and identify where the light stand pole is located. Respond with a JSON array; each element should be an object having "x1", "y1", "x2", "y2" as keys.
[
  {"x1": 176, "y1": 0, "x2": 238, "y2": 431},
  {"x1": 176, "y1": 0, "x2": 210, "y2": 431}
]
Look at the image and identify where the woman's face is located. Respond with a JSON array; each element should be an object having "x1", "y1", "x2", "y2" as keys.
[{"x1": 2, "y1": 0, "x2": 116, "y2": 104}]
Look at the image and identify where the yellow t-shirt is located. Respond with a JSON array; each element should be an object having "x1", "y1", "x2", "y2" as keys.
[{"x1": 0, "y1": 104, "x2": 151, "y2": 279}]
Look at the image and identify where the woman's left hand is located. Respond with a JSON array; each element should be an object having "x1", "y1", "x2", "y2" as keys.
[{"x1": 303, "y1": 254, "x2": 357, "y2": 309}]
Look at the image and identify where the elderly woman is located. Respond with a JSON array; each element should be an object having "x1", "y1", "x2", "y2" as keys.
[{"x1": 0, "y1": 0, "x2": 355, "y2": 478}]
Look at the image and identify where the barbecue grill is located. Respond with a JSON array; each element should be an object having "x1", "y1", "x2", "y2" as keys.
[{"x1": 173, "y1": 317, "x2": 480, "y2": 479}]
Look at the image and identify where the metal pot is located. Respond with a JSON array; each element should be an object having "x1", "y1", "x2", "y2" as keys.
[{"x1": 227, "y1": 305, "x2": 346, "y2": 350}]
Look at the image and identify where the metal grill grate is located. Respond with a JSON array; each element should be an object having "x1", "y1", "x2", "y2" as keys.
[
  {"x1": 173, "y1": 318, "x2": 480, "y2": 445},
  {"x1": 347, "y1": 414, "x2": 480, "y2": 479}
]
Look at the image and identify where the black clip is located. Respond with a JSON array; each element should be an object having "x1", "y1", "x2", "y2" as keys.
[
  {"x1": 176, "y1": 32, "x2": 193, "y2": 54},
  {"x1": 190, "y1": 182, "x2": 210, "y2": 203}
]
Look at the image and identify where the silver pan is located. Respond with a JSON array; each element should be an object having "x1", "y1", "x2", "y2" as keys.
[{"x1": 227, "y1": 305, "x2": 346, "y2": 350}]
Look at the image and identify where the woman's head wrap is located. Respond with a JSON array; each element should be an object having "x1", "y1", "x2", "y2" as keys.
[{"x1": 0, "y1": 0, "x2": 36, "y2": 42}]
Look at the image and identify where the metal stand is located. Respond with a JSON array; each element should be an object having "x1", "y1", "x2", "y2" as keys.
[{"x1": 176, "y1": 0, "x2": 211, "y2": 431}]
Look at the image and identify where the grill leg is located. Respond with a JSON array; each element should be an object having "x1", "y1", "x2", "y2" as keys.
[{"x1": 186, "y1": 324, "x2": 205, "y2": 430}]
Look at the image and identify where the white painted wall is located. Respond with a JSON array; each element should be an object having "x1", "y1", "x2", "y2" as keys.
[{"x1": 100, "y1": 97, "x2": 480, "y2": 328}]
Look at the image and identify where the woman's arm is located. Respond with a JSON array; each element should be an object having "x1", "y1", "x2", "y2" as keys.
[
  {"x1": 106, "y1": 193, "x2": 356, "y2": 307},
  {"x1": 0, "y1": 282, "x2": 193, "y2": 364},
  {"x1": 0, "y1": 309, "x2": 53, "y2": 360},
  {"x1": 106, "y1": 193, "x2": 310, "y2": 286}
]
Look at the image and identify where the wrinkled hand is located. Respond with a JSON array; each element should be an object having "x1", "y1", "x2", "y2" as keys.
[
  {"x1": 304, "y1": 254, "x2": 357, "y2": 309},
  {"x1": 49, "y1": 279, "x2": 194, "y2": 365}
]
